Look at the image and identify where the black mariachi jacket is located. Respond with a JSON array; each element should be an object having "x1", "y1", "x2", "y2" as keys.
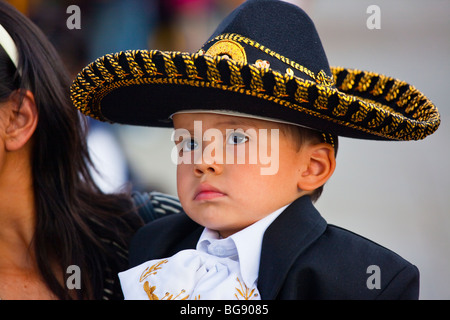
[{"x1": 128, "y1": 196, "x2": 419, "y2": 300}]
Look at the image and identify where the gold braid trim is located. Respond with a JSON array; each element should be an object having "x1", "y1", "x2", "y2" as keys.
[
  {"x1": 205, "y1": 33, "x2": 334, "y2": 86},
  {"x1": 160, "y1": 51, "x2": 179, "y2": 78},
  {"x1": 140, "y1": 50, "x2": 159, "y2": 76},
  {"x1": 70, "y1": 51, "x2": 440, "y2": 141},
  {"x1": 355, "y1": 72, "x2": 374, "y2": 92},
  {"x1": 385, "y1": 79, "x2": 407, "y2": 102},
  {"x1": 314, "y1": 86, "x2": 333, "y2": 110},
  {"x1": 332, "y1": 92, "x2": 353, "y2": 117},
  {"x1": 90, "y1": 75, "x2": 424, "y2": 140},
  {"x1": 294, "y1": 80, "x2": 311, "y2": 104},
  {"x1": 106, "y1": 53, "x2": 127, "y2": 78},
  {"x1": 227, "y1": 59, "x2": 245, "y2": 87},
  {"x1": 351, "y1": 105, "x2": 370, "y2": 123},
  {"x1": 370, "y1": 75, "x2": 389, "y2": 97},
  {"x1": 367, "y1": 109, "x2": 387, "y2": 129},
  {"x1": 124, "y1": 50, "x2": 144, "y2": 77},
  {"x1": 203, "y1": 54, "x2": 222, "y2": 83},
  {"x1": 331, "y1": 66, "x2": 440, "y2": 139},
  {"x1": 272, "y1": 71, "x2": 288, "y2": 98},
  {"x1": 84, "y1": 64, "x2": 103, "y2": 87},
  {"x1": 248, "y1": 64, "x2": 265, "y2": 92},
  {"x1": 182, "y1": 53, "x2": 199, "y2": 80},
  {"x1": 340, "y1": 69, "x2": 360, "y2": 91},
  {"x1": 96, "y1": 57, "x2": 115, "y2": 83}
]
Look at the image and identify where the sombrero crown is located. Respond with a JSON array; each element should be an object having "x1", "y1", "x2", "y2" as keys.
[{"x1": 70, "y1": 0, "x2": 440, "y2": 141}]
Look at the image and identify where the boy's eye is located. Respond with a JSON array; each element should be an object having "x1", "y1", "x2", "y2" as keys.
[
  {"x1": 181, "y1": 138, "x2": 199, "y2": 152},
  {"x1": 227, "y1": 132, "x2": 249, "y2": 145}
]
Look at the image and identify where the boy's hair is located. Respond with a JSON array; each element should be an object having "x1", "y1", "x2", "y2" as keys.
[{"x1": 280, "y1": 124, "x2": 339, "y2": 203}]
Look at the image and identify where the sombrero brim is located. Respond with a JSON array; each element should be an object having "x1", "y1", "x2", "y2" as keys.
[{"x1": 70, "y1": 49, "x2": 440, "y2": 141}]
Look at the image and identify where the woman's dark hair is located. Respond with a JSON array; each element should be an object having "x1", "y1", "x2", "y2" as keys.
[{"x1": 0, "y1": 2, "x2": 142, "y2": 299}]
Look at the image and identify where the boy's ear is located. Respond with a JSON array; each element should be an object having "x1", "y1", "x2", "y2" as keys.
[
  {"x1": 4, "y1": 90, "x2": 38, "y2": 151},
  {"x1": 297, "y1": 143, "x2": 336, "y2": 191}
]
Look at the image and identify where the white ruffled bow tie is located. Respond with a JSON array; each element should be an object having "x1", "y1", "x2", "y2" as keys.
[{"x1": 119, "y1": 249, "x2": 260, "y2": 300}]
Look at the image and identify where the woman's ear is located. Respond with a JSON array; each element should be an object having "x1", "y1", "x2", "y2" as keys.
[
  {"x1": 4, "y1": 90, "x2": 38, "y2": 151},
  {"x1": 297, "y1": 143, "x2": 336, "y2": 191}
]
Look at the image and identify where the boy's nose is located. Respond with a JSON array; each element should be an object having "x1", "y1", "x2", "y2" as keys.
[
  {"x1": 192, "y1": 139, "x2": 224, "y2": 176},
  {"x1": 194, "y1": 160, "x2": 223, "y2": 177}
]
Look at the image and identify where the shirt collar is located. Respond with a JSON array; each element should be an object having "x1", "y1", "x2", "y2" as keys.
[{"x1": 196, "y1": 204, "x2": 289, "y2": 288}]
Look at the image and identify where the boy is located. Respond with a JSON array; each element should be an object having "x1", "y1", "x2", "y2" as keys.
[
  {"x1": 70, "y1": 0, "x2": 440, "y2": 299},
  {"x1": 118, "y1": 110, "x2": 340, "y2": 300}
]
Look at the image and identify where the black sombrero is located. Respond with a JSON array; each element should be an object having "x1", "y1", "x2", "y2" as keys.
[{"x1": 70, "y1": 0, "x2": 440, "y2": 141}]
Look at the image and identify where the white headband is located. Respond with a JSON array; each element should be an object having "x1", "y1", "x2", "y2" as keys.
[{"x1": 0, "y1": 24, "x2": 19, "y2": 69}]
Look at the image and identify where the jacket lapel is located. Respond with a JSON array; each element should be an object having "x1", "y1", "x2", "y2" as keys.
[{"x1": 257, "y1": 196, "x2": 327, "y2": 299}]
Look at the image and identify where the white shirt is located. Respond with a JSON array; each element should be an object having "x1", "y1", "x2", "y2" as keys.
[{"x1": 119, "y1": 205, "x2": 288, "y2": 300}]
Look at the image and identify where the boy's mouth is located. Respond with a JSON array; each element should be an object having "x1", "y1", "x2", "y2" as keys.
[{"x1": 194, "y1": 184, "x2": 226, "y2": 201}]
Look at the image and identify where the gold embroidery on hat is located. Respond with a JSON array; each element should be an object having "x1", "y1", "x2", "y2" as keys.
[
  {"x1": 273, "y1": 71, "x2": 288, "y2": 98},
  {"x1": 205, "y1": 33, "x2": 335, "y2": 86},
  {"x1": 70, "y1": 50, "x2": 440, "y2": 141},
  {"x1": 228, "y1": 61, "x2": 245, "y2": 87},
  {"x1": 160, "y1": 52, "x2": 180, "y2": 78},
  {"x1": 248, "y1": 64, "x2": 265, "y2": 92},
  {"x1": 182, "y1": 52, "x2": 199, "y2": 80},
  {"x1": 254, "y1": 59, "x2": 270, "y2": 69},
  {"x1": 370, "y1": 76, "x2": 389, "y2": 96},
  {"x1": 332, "y1": 93, "x2": 353, "y2": 117},
  {"x1": 355, "y1": 72, "x2": 374, "y2": 92},
  {"x1": 205, "y1": 39, "x2": 247, "y2": 64},
  {"x1": 316, "y1": 70, "x2": 333, "y2": 86},
  {"x1": 203, "y1": 54, "x2": 222, "y2": 83},
  {"x1": 140, "y1": 50, "x2": 159, "y2": 76},
  {"x1": 321, "y1": 133, "x2": 335, "y2": 148}
]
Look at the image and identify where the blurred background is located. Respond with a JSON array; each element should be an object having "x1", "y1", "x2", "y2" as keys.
[{"x1": 6, "y1": 0, "x2": 449, "y2": 299}]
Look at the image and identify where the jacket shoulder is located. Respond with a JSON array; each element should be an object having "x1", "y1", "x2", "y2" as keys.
[
  {"x1": 326, "y1": 224, "x2": 414, "y2": 264},
  {"x1": 286, "y1": 224, "x2": 419, "y2": 299}
]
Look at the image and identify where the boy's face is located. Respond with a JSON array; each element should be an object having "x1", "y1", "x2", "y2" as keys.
[{"x1": 172, "y1": 112, "x2": 307, "y2": 238}]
